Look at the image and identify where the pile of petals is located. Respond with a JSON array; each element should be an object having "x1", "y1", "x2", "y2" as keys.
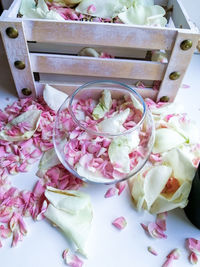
[
  {"x1": 56, "y1": 89, "x2": 153, "y2": 182},
  {"x1": 0, "y1": 95, "x2": 84, "y2": 248},
  {"x1": 129, "y1": 98, "x2": 200, "y2": 214},
  {"x1": 19, "y1": 0, "x2": 167, "y2": 27}
]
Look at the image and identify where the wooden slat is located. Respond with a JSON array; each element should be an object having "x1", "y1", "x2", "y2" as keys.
[
  {"x1": 30, "y1": 53, "x2": 166, "y2": 80},
  {"x1": 23, "y1": 20, "x2": 176, "y2": 51},
  {"x1": 0, "y1": 20, "x2": 36, "y2": 98},
  {"x1": 157, "y1": 31, "x2": 200, "y2": 102},
  {"x1": 28, "y1": 42, "x2": 147, "y2": 59},
  {"x1": 35, "y1": 82, "x2": 158, "y2": 100}
]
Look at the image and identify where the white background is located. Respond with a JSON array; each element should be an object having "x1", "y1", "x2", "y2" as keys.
[{"x1": 0, "y1": 1, "x2": 200, "y2": 267}]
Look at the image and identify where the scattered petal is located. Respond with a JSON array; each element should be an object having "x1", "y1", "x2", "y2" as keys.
[
  {"x1": 189, "y1": 252, "x2": 198, "y2": 265},
  {"x1": 156, "y1": 212, "x2": 167, "y2": 231},
  {"x1": 167, "y1": 248, "x2": 180, "y2": 260},
  {"x1": 186, "y1": 238, "x2": 200, "y2": 255},
  {"x1": 112, "y1": 216, "x2": 127, "y2": 230},
  {"x1": 64, "y1": 249, "x2": 84, "y2": 267},
  {"x1": 147, "y1": 246, "x2": 158, "y2": 256},
  {"x1": 115, "y1": 181, "x2": 126, "y2": 195},
  {"x1": 147, "y1": 222, "x2": 167, "y2": 239},
  {"x1": 104, "y1": 187, "x2": 118, "y2": 198}
]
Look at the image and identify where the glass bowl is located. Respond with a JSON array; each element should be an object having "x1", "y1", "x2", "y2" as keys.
[{"x1": 53, "y1": 80, "x2": 155, "y2": 184}]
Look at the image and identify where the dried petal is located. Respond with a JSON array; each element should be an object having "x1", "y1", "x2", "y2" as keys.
[
  {"x1": 156, "y1": 212, "x2": 167, "y2": 231},
  {"x1": 36, "y1": 200, "x2": 48, "y2": 221},
  {"x1": 147, "y1": 222, "x2": 167, "y2": 239},
  {"x1": 189, "y1": 252, "x2": 198, "y2": 264},
  {"x1": 18, "y1": 216, "x2": 28, "y2": 235},
  {"x1": 167, "y1": 248, "x2": 180, "y2": 260},
  {"x1": 9, "y1": 213, "x2": 19, "y2": 232},
  {"x1": 65, "y1": 249, "x2": 83, "y2": 267},
  {"x1": 115, "y1": 181, "x2": 126, "y2": 195},
  {"x1": 104, "y1": 187, "x2": 118, "y2": 198},
  {"x1": 112, "y1": 216, "x2": 127, "y2": 230},
  {"x1": 186, "y1": 238, "x2": 200, "y2": 255},
  {"x1": 162, "y1": 257, "x2": 173, "y2": 267},
  {"x1": 147, "y1": 246, "x2": 158, "y2": 256},
  {"x1": 11, "y1": 229, "x2": 21, "y2": 247}
]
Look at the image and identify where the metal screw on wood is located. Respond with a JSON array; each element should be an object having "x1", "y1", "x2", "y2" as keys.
[
  {"x1": 180, "y1": 40, "x2": 193, "y2": 51},
  {"x1": 21, "y1": 88, "x2": 32, "y2": 96},
  {"x1": 6, "y1": 27, "x2": 18, "y2": 38},
  {"x1": 14, "y1": 60, "x2": 26, "y2": 70},
  {"x1": 169, "y1": 71, "x2": 181, "y2": 80}
]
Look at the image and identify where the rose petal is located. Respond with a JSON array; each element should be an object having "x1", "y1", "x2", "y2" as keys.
[
  {"x1": 64, "y1": 249, "x2": 84, "y2": 267},
  {"x1": 156, "y1": 212, "x2": 167, "y2": 231},
  {"x1": 162, "y1": 257, "x2": 173, "y2": 267},
  {"x1": 186, "y1": 238, "x2": 200, "y2": 255},
  {"x1": 189, "y1": 252, "x2": 198, "y2": 264},
  {"x1": 104, "y1": 187, "x2": 118, "y2": 198},
  {"x1": 167, "y1": 248, "x2": 180, "y2": 260},
  {"x1": 112, "y1": 216, "x2": 127, "y2": 230},
  {"x1": 147, "y1": 222, "x2": 167, "y2": 239},
  {"x1": 115, "y1": 181, "x2": 126, "y2": 195},
  {"x1": 148, "y1": 246, "x2": 158, "y2": 256}
]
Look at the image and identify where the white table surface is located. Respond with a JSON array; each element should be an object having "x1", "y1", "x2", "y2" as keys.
[{"x1": 0, "y1": 38, "x2": 200, "y2": 267}]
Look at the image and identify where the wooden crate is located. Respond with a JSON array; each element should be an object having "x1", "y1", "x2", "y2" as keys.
[{"x1": 0, "y1": 0, "x2": 199, "y2": 101}]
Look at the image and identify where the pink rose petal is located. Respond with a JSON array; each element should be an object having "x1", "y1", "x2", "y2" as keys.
[
  {"x1": 112, "y1": 216, "x2": 127, "y2": 230},
  {"x1": 18, "y1": 216, "x2": 27, "y2": 235},
  {"x1": 0, "y1": 225, "x2": 12, "y2": 239},
  {"x1": 162, "y1": 249, "x2": 180, "y2": 267},
  {"x1": 140, "y1": 223, "x2": 148, "y2": 232},
  {"x1": 147, "y1": 246, "x2": 158, "y2": 256},
  {"x1": 167, "y1": 248, "x2": 180, "y2": 260},
  {"x1": 11, "y1": 229, "x2": 21, "y2": 247},
  {"x1": 87, "y1": 4, "x2": 96, "y2": 14},
  {"x1": 162, "y1": 257, "x2": 174, "y2": 267},
  {"x1": 186, "y1": 238, "x2": 200, "y2": 255},
  {"x1": 63, "y1": 249, "x2": 83, "y2": 267},
  {"x1": 104, "y1": 187, "x2": 118, "y2": 198},
  {"x1": 156, "y1": 212, "x2": 167, "y2": 231},
  {"x1": 147, "y1": 222, "x2": 167, "y2": 239},
  {"x1": 115, "y1": 181, "x2": 126, "y2": 195},
  {"x1": 9, "y1": 212, "x2": 19, "y2": 232},
  {"x1": 189, "y1": 252, "x2": 198, "y2": 264}
]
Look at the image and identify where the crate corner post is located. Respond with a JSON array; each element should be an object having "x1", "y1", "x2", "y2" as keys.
[{"x1": 0, "y1": 19, "x2": 37, "y2": 99}]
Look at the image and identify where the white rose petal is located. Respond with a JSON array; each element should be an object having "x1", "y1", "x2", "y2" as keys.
[
  {"x1": 0, "y1": 110, "x2": 41, "y2": 142},
  {"x1": 162, "y1": 148, "x2": 196, "y2": 181},
  {"x1": 98, "y1": 108, "x2": 130, "y2": 134},
  {"x1": 150, "y1": 181, "x2": 191, "y2": 214},
  {"x1": 43, "y1": 84, "x2": 68, "y2": 112},
  {"x1": 143, "y1": 165, "x2": 172, "y2": 209},
  {"x1": 44, "y1": 187, "x2": 93, "y2": 256},
  {"x1": 153, "y1": 128, "x2": 185, "y2": 153}
]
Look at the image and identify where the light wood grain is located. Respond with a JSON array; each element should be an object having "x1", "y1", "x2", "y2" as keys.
[
  {"x1": 23, "y1": 20, "x2": 177, "y2": 51},
  {"x1": 0, "y1": 21, "x2": 36, "y2": 98},
  {"x1": 35, "y1": 82, "x2": 158, "y2": 100},
  {"x1": 157, "y1": 31, "x2": 200, "y2": 101},
  {"x1": 30, "y1": 53, "x2": 166, "y2": 80}
]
